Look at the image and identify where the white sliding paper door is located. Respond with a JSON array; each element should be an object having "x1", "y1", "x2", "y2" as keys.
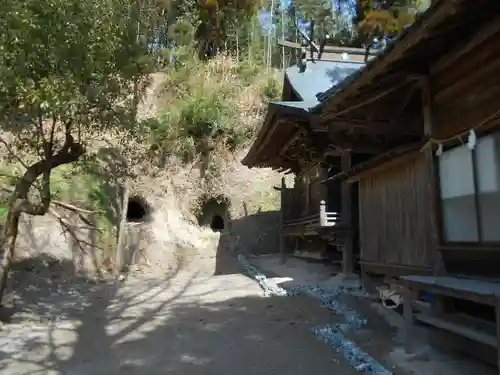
[{"x1": 438, "y1": 144, "x2": 478, "y2": 242}]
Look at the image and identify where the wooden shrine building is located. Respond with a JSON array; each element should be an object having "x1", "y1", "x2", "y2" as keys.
[
  {"x1": 315, "y1": 0, "x2": 500, "y2": 369},
  {"x1": 316, "y1": 0, "x2": 500, "y2": 279},
  {"x1": 244, "y1": 0, "x2": 500, "y2": 369},
  {"x1": 241, "y1": 56, "x2": 374, "y2": 270}
]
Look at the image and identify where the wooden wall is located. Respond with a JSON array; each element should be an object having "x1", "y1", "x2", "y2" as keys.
[
  {"x1": 432, "y1": 24, "x2": 500, "y2": 139},
  {"x1": 427, "y1": 24, "x2": 500, "y2": 277},
  {"x1": 358, "y1": 152, "x2": 435, "y2": 268}
]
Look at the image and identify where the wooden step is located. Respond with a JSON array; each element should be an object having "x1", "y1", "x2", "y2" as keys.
[
  {"x1": 415, "y1": 313, "x2": 497, "y2": 347},
  {"x1": 292, "y1": 251, "x2": 328, "y2": 261},
  {"x1": 320, "y1": 233, "x2": 345, "y2": 246},
  {"x1": 412, "y1": 300, "x2": 431, "y2": 314}
]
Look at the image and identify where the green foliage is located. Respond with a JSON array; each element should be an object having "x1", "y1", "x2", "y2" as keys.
[
  {"x1": 0, "y1": 0, "x2": 152, "y2": 134},
  {"x1": 356, "y1": 0, "x2": 421, "y2": 43},
  {"x1": 261, "y1": 77, "x2": 281, "y2": 103},
  {"x1": 0, "y1": 0, "x2": 275, "y2": 222},
  {"x1": 294, "y1": 0, "x2": 334, "y2": 35},
  {"x1": 168, "y1": 19, "x2": 196, "y2": 46},
  {"x1": 0, "y1": 0, "x2": 152, "y2": 259},
  {"x1": 0, "y1": 0, "x2": 153, "y2": 228},
  {"x1": 144, "y1": 89, "x2": 240, "y2": 163},
  {"x1": 142, "y1": 47, "x2": 275, "y2": 168},
  {"x1": 233, "y1": 60, "x2": 264, "y2": 83}
]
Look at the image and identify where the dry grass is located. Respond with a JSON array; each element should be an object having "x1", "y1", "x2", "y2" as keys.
[{"x1": 130, "y1": 53, "x2": 285, "y2": 213}]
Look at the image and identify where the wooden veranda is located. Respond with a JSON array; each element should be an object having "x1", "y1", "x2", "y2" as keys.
[{"x1": 313, "y1": 0, "x2": 500, "y2": 370}]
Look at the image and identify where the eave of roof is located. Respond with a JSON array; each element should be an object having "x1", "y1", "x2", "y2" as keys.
[
  {"x1": 243, "y1": 0, "x2": 500, "y2": 172},
  {"x1": 313, "y1": 0, "x2": 449, "y2": 108},
  {"x1": 242, "y1": 2, "x2": 446, "y2": 170},
  {"x1": 242, "y1": 60, "x2": 367, "y2": 168},
  {"x1": 284, "y1": 60, "x2": 365, "y2": 109}
]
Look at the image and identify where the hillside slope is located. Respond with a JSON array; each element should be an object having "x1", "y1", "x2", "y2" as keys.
[{"x1": 1, "y1": 55, "x2": 290, "y2": 279}]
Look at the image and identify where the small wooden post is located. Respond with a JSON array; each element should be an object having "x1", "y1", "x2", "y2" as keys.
[
  {"x1": 304, "y1": 174, "x2": 310, "y2": 215},
  {"x1": 279, "y1": 177, "x2": 286, "y2": 264},
  {"x1": 403, "y1": 285, "x2": 415, "y2": 353},
  {"x1": 422, "y1": 75, "x2": 445, "y2": 276},
  {"x1": 115, "y1": 183, "x2": 129, "y2": 278},
  {"x1": 89, "y1": 211, "x2": 104, "y2": 280},
  {"x1": 495, "y1": 298, "x2": 500, "y2": 375},
  {"x1": 341, "y1": 151, "x2": 353, "y2": 274},
  {"x1": 319, "y1": 200, "x2": 327, "y2": 226}
]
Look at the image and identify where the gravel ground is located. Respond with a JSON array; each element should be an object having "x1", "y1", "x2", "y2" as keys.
[
  {"x1": 0, "y1": 261, "x2": 358, "y2": 375},
  {"x1": 250, "y1": 255, "x2": 498, "y2": 375}
]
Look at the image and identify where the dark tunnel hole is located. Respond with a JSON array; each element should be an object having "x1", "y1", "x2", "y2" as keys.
[
  {"x1": 126, "y1": 196, "x2": 150, "y2": 223},
  {"x1": 197, "y1": 197, "x2": 229, "y2": 232},
  {"x1": 210, "y1": 214, "x2": 225, "y2": 232}
]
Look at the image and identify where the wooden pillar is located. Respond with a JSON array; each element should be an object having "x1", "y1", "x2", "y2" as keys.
[
  {"x1": 421, "y1": 76, "x2": 433, "y2": 137},
  {"x1": 279, "y1": 177, "x2": 286, "y2": 264},
  {"x1": 422, "y1": 76, "x2": 445, "y2": 276},
  {"x1": 305, "y1": 175, "x2": 310, "y2": 215},
  {"x1": 341, "y1": 151, "x2": 353, "y2": 274},
  {"x1": 403, "y1": 284, "x2": 415, "y2": 353},
  {"x1": 495, "y1": 299, "x2": 500, "y2": 374},
  {"x1": 319, "y1": 163, "x2": 328, "y2": 202}
]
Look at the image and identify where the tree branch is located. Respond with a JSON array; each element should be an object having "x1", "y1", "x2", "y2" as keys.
[
  {"x1": 48, "y1": 114, "x2": 57, "y2": 158},
  {"x1": 0, "y1": 187, "x2": 13, "y2": 194},
  {"x1": 11, "y1": 132, "x2": 85, "y2": 216},
  {"x1": 49, "y1": 208, "x2": 104, "y2": 250},
  {"x1": 0, "y1": 136, "x2": 30, "y2": 170},
  {"x1": 52, "y1": 200, "x2": 100, "y2": 214},
  {"x1": 49, "y1": 208, "x2": 105, "y2": 279}
]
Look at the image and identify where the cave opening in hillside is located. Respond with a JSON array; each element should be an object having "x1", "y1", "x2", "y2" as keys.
[
  {"x1": 126, "y1": 196, "x2": 150, "y2": 223},
  {"x1": 197, "y1": 196, "x2": 229, "y2": 233},
  {"x1": 210, "y1": 214, "x2": 225, "y2": 231}
]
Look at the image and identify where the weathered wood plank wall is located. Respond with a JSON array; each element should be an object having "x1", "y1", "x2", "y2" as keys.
[
  {"x1": 432, "y1": 27, "x2": 500, "y2": 139},
  {"x1": 359, "y1": 152, "x2": 435, "y2": 268},
  {"x1": 427, "y1": 24, "x2": 500, "y2": 276}
]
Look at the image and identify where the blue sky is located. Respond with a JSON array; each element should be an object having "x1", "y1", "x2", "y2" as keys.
[
  {"x1": 259, "y1": 0, "x2": 355, "y2": 36},
  {"x1": 259, "y1": 2, "x2": 309, "y2": 36},
  {"x1": 259, "y1": 0, "x2": 420, "y2": 38}
]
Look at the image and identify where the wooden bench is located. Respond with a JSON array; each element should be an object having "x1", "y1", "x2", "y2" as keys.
[{"x1": 401, "y1": 275, "x2": 500, "y2": 373}]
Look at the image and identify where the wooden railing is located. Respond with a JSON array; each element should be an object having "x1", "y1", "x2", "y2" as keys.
[
  {"x1": 283, "y1": 200, "x2": 340, "y2": 230},
  {"x1": 319, "y1": 200, "x2": 340, "y2": 227},
  {"x1": 283, "y1": 213, "x2": 320, "y2": 228}
]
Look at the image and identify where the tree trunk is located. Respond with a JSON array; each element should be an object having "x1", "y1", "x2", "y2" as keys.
[
  {"x1": 364, "y1": 45, "x2": 371, "y2": 62},
  {"x1": 0, "y1": 133, "x2": 84, "y2": 309},
  {"x1": 0, "y1": 209, "x2": 21, "y2": 309}
]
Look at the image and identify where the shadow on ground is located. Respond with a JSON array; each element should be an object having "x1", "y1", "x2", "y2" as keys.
[
  {"x1": 1, "y1": 255, "x2": 359, "y2": 375},
  {"x1": 214, "y1": 210, "x2": 280, "y2": 276}
]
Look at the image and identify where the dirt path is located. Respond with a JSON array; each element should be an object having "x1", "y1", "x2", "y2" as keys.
[{"x1": 0, "y1": 266, "x2": 357, "y2": 375}]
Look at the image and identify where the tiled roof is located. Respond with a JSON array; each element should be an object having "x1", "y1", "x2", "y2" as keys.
[{"x1": 284, "y1": 60, "x2": 366, "y2": 110}]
